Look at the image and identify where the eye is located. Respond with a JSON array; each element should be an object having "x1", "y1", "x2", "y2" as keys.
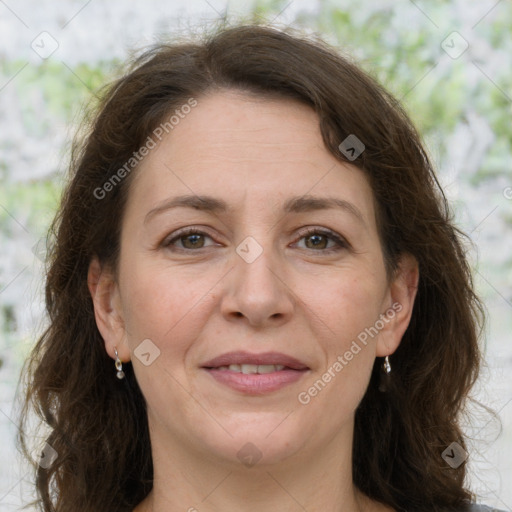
[
  {"x1": 162, "y1": 227, "x2": 217, "y2": 251},
  {"x1": 161, "y1": 226, "x2": 349, "y2": 254},
  {"x1": 293, "y1": 227, "x2": 349, "y2": 253}
]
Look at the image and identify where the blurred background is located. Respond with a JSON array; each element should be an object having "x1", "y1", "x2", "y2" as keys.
[{"x1": 0, "y1": 0, "x2": 511, "y2": 510}]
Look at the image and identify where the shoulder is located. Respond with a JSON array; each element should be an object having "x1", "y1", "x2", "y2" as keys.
[
  {"x1": 456, "y1": 505, "x2": 507, "y2": 512},
  {"x1": 416, "y1": 504, "x2": 508, "y2": 512}
]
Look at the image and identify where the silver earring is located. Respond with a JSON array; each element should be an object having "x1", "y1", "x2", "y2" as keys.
[
  {"x1": 114, "y1": 348, "x2": 125, "y2": 379},
  {"x1": 378, "y1": 356, "x2": 392, "y2": 392},
  {"x1": 383, "y1": 355, "x2": 391, "y2": 374}
]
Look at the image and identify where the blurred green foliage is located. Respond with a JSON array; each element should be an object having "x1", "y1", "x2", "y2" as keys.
[
  {"x1": 0, "y1": 179, "x2": 60, "y2": 236},
  {"x1": 256, "y1": 0, "x2": 512, "y2": 185},
  {"x1": 1, "y1": 59, "x2": 113, "y2": 123}
]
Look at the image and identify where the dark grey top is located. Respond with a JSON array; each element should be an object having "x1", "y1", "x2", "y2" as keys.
[
  {"x1": 410, "y1": 505, "x2": 507, "y2": 511},
  {"x1": 472, "y1": 507, "x2": 507, "y2": 511},
  {"x1": 452, "y1": 505, "x2": 507, "y2": 512}
]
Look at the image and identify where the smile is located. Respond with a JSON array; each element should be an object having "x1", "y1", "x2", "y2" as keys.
[
  {"x1": 202, "y1": 351, "x2": 310, "y2": 394},
  {"x1": 215, "y1": 364, "x2": 286, "y2": 374}
]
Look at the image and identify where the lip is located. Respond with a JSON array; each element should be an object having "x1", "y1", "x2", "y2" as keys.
[
  {"x1": 201, "y1": 351, "x2": 310, "y2": 395},
  {"x1": 202, "y1": 351, "x2": 309, "y2": 370}
]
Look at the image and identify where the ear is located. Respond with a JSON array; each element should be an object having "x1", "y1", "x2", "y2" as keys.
[
  {"x1": 87, "y1": 256, "x2": 131, "y2": 362},
  {"x1": 376, "y1": 253, "x2": 419, "y2": 357}
]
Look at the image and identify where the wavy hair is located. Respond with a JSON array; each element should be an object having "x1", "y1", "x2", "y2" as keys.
[{"x1": 19, "y1": 23, "x2": 486, "y2": 512}]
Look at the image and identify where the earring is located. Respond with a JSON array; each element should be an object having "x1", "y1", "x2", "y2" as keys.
[
  {"x1": 378, "y1": 355, "x2": 391, "y2": 392},
  {"x1": 114, "y1": 347, "x2": 125, "y2": 380},
  {"x1": 383, "y1": 355, "x2": 391, "y2": 374}
]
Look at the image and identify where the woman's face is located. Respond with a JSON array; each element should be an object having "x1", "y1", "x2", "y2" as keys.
[{"x1": 90, "y1": 90, "x2": 417, "y2": 468}]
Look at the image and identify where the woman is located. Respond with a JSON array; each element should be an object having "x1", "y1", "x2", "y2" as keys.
[{"x1": 19, "y1": 24, "x2": 503, "y2": 512}]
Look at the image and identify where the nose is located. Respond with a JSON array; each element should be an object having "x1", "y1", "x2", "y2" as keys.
[{"x1": 220, "y1": 237, "x2": 295, "y2": 328}]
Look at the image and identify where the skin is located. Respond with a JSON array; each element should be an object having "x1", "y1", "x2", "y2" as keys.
[{"x1": 88, "y1": 90, "x2": 419, "y2": 512}]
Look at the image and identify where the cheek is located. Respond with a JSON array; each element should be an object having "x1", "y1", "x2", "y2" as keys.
[
  {"x1": 299, "y1": 280, "x2": 379, "y2": 421},
  {"x1": 300, "y1": 270, "x2": 384, "y2": 403},
  {"x1": 119, "y1": 258, "x2": 214, "y2": 352},
  {"x1": 313, "y1": 271, "x2": 387, "y2": 345}
]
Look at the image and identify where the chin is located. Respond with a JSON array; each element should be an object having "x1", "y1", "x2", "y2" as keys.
[{"x1": 196, "y1": 415, "x2": 309, "y2": 468}]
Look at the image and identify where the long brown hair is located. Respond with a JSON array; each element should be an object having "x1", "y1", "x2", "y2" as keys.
[{"x1": 19, "y1": 23, "x2": 486, "y2": 512}]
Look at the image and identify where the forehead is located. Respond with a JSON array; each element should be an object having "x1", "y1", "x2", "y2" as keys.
[
  {"x1": 125, "y1": 91, "x2": 376, "y2": 224},
  {"x1": 143, "y1": 91, "x2": 325, "y2": 169}
]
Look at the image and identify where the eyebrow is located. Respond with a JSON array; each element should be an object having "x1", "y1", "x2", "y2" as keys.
[{"x1": 144, "y1": 194, "x2": 366, "y2": 226}]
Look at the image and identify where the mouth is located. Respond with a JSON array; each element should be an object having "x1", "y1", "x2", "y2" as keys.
[
  {"x1": 213, "y1": 363, "x2": 288, "y2": 374},
  {"x1": 201, "y1": 351, "x2": 310, "y2": 395}
]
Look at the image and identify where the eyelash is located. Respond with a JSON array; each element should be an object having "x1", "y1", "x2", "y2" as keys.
[{"x1": 162, "y1": 226, "x2": 349, "y2": 254}]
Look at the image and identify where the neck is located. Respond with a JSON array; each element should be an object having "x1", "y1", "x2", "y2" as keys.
[{"x1": 134, "y1": 418, "x2": 382, "y2": 512}]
